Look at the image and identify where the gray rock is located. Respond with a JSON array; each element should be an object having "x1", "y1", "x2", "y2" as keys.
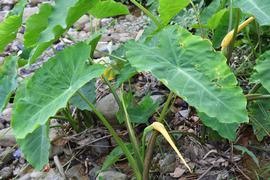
[
  {"x1": 74, "y1": 15, "x2": 89, "y2": 30},
  {"x1": 179, "y1": 108, "x2": 190, "y2": 119},
  {"x1": 0, "y1": 167, "x2": 12, "y2": 179},
  {"x1": 159, "y1": 154, "x2": 176, "y2": 174},
  {"x1": 23, "y1": 7, "x2": 39, "y2": 21},
  {"x1": 1, "y1": 107, "x2": 12, "y2": 122},
  {"x1": 66, "y1": 164, "x2": 89, "y2": 180},
  {"x1": 89, "y1": 166, "x2": 100, "y2": 179},
  {"x1": 2, "y1": 0, "x2": 17, "y2": 4},
  {"x1": 96, "y1": 171, "x2": 127, "y2": 180},
  {"x1": 96, "y1": 93, "x2": 119, "y2": 124},
  {"x1": 29, "y1": 169, "x2": 64, "y2": 180},
  {"x1": 0, "y1": 128, "x2": 16, "y2": 147},
  {"x1": 0, "y1": 11, "x2": 8, "y2": 22}
]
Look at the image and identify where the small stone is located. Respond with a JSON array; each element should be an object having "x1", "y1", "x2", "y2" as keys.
[
  {"x1": 0, "y1": 128, "x2": 16, "y2": 147},
  {"x1": 74, "y1": 15, "x2": 89, "y2": 30},
  {"x1": 179, "y1": 108, "x2": 190, "y2": 119},
  {"x1": 169, "y1": 167, "x2": 185, "y2": 178},
  {"x1": 23, "y1": 7, "x2": 39, "y2": 21},
  {"x1": 1, "y1": 107, "x2": 12, "y2": 122},
  {"x1": 66, "y1": 164, "x2": 88, "y2": 180},
  {"x1": 159, "y1": 154, "x2": 176, "y2": 174},
  {"x1": 96, "y1": 93, "x2": 119, "y2": 124},
  {"x1": 0, "y1": 167, "x2": 13, "y2": 179},
  {"x1": 96, "y1": 171, "x2": 127, "y2": 180},
  {"x1": 89, "y1": 165, "x2": 100, "y2": 179}
]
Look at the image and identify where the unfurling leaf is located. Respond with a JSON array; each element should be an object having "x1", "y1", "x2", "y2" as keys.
[{"x1": 221, "y1": 17, "x2": 255, "y2": 50}]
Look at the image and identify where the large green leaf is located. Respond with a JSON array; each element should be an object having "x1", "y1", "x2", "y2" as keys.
[
  {"x1": 158, "y1": 0, "x2": 190, "y2": 25},
  {"x1": 70, "y1": 80, "x2": 96, "y2": 111},
  {"x1": 199, "y1": 113, "x2": 239, "y2": 140},
  {"x1": 126, "y1": 26, "x2": 248, "y2": 126},
  {"x1": 249, "y1": 88, "x2": 270, "y2": 141},
  {"x1": 12, "y1": 43, "x2": 105, "y2": 139},
  {"x1": 0, "y1": 56, "x2": 17, "y2": 112},
  {"x1": 251, "y1": 51, "x2": 270, "y2": 92},
  {"x1": 0, "y1": 0, "x2": 27, "y2": 52},
  {"x1": 234, "y1": 0, "x2": 270, "y2": 26},
  {"x1": 24, "y1": 3, "x2": 52, "y2": 48},
  {"x1": 25, "y1": 0, "x2": 95, "y2": 63},
  {"x1": 200, "y1": 0, "x2": 222, "y2": 24},
  {"x1": 88, "y1": 0, "x2": 129, "y2": 18},
  {"x1": 17, "y1": 124, "x2": 50, "y2": 170}
]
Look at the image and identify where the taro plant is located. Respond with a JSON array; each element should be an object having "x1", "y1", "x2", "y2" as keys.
[{"x1": 1, "y1": 0, "x2": 270, "y2": 179}]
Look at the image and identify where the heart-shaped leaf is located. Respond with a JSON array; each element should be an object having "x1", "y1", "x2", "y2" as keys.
[
  {"x1": 126, "y1": 26, "x2": 248, "y2": 127},
  {"x1": 12, "y1": 43, "x2": 104, "y2": 139}
]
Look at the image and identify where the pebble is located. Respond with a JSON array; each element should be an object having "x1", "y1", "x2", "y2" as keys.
[
  {"x1": 96, "y1": 93, "x2": 119, "y2": 124},
  {"x1": 0, "y1": 128, "x2": 16, "y2": 147},
  {"x1": 96, "y1": 170, "x2": 128, "y2": 180},
  {"x1": 0, "y1": 166, "x2": 13, "y2": 179},
  {"x1": 23, "y1": 7, "x2": 39, "y2": 21},
  {"x1": 159, "y1": 154, "x2": 176, "y2": 174}
]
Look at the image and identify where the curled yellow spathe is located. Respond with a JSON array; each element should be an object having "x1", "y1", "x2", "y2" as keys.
[
  {"x1": 221, "y1": 17, "x2": 255, "y2": 50},
  {"x1": 151, "y1": 122, "x2": 192, "y2": 173}
]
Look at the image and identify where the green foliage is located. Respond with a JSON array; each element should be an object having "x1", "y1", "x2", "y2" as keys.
[
  {"x1": 158, "y1": 0, "x2": 190, "y2": 25},
  {"x1": 249, "y1": 88, "x2": 270, "y2": 141},
  {"x1": 0, "y1": 56, "x2": 17, "y2": 112},
  {"x1": 233, "y1": 0, "x2": 270, "y2": 26},
  {"x1": 199, "y1": 113, "x2": 239, "y2": 140},
  {"x1": 234, "y1": 145, "x2": 260, "y2": 167},
  {"x1": 17, "y1": 124, "x2": 50, "y2": 170},
  {"x1": 251, "y1": 51, "x2": 270, "y2": 92},
  {"x1": 101, "y1": 143, "x2": 132, "y2": 171},
  {"x1": 70, "y1": 80, "x2": 96, "y2": 111},
  {"x1": 0, "y1": 0, "x2": 27, "y2": 52},
  {"x1": 12, "y1": 43, "x2": 104, "y2": 139},
  {"x1": 89, "y1": 0, "x2": 129, "y2": 18},
  {"x1": 117, "y1": 92, "x2": 159, "y2": 124},
  {"x1": 126, "y1": 26, "x2": 248, "y2": 125}
]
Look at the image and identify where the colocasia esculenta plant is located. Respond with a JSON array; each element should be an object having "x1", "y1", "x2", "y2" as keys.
[{"x1": 0, "y1": 0, "x2": 270, "y2": 179}]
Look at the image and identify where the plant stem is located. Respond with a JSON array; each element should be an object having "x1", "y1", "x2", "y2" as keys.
[
  {"x1": 95, "y1": 49, "x2": 127, "y2": 62},
  {"x1": 246, "y1": 94, "x2": 270, "y2": 101},
  {"x1": 102, "y1": 76, "x2": 144, "y2": 173},
  {"x1": 62, "y1": 109, "x2": 79, "y2": 131},
  {"x1": 249, "y1": 83, "x2": 262, "y2": 94},
  {"x1": 121, "y1": 91, "x2": 144, "y2": 173},
  {"x1": 130, "y1": 0, "x2": 161, "y2": 28},
  {"x1": 143, "y1": 92, "x2": 174, "y2": 180},
  {"x1": 227, "y1": 9, "x2": 240, "y2": 61},
  {"x1": 189, "y1": 0, "x2": 205, "y2": 38},
  {"x1": 77, "y1": 91, "x2": 142, "y2": 179}
]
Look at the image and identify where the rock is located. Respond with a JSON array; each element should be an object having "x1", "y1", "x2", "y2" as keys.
[
  {"x1": 150, "y1": 95, "x2": 165, "y2": 104},
  {"x1": 74, "y1": 15, "x2": 89, "y2": 30},
  {"x1": 0, "y1": 147, "x2": 14, "y2": 168},
  {"x1": 178, "y1": 108, "x2": 190, "y2": 119},
  {"x1": 169, "y1": 167, "x2": 185, "y2": 178},
  {"x1": 1, "y1": 107, "x2": 12, "y2": 122},
  {"x1": 100, "y1": 18, "x2": 113, "y2": 27},
  {"x1": 96, "y1": 93, "x2": 119, "y2": 124},
  {"x1": 0, "y1": 128, "x2": 16, "y2": 147},
  {"x1": 29, "y1": 0, "x2": 44, "y2": 5},
  {"x1": 89, "y1": 165, "x2": 100, "y2": 179},
  {"x1": 0, "y1": 166, "x2": 13, "y2": 179},
  {"x1": 159, "y1": 154, "x2": 176, "y2": 174},
  {"x1": 96, "y1": 171, "x2": 127, "y2": 180},
  {"x1": 23, "y1": 7, "x2": 39, "y2": 21},
  {"x1": 2, "y1": 0, "x2": 17, "y2": 4},
  {"x1": 0, "y1": 11, "x2": 8, "y2": 22},
  {"x1": 29, "y1": 169, "x2": 64, "y2": 180},
  {"x1": 66, "y1": 164, "x2": 88, "y2": 180}
]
